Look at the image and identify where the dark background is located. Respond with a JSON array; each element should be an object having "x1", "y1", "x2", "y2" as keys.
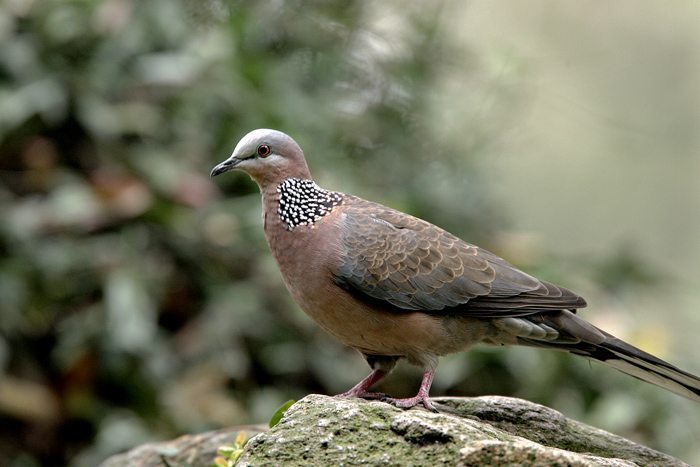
[{"x1": 0, "y1": 1, "x2": 698, "y2": 465}]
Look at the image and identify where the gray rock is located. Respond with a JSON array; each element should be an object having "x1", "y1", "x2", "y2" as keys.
[
  {"x1": 100, "y1": 425, "x2": 266, "y2": 467},
  {"x1": 237, "y1": 395, "x2": 685, "y2": 467},
  {"x1": 101, "y1": 395, "x2": 688, "y2": 466}
]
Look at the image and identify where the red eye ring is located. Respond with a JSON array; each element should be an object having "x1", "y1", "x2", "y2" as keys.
[{"x1": 257, "y1": 144, "x2": 271, "y2": 158}]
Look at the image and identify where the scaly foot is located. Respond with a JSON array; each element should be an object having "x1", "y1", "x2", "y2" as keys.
[
  {"x1": 337, "y1": 389, "x2": 387, "y2": 400},
  {"x1": 336, "y1": 368, "x2": 388, "y2": 400},
  {"x1": 382, "y1": 394, "x2": 437, "y2": 412}
]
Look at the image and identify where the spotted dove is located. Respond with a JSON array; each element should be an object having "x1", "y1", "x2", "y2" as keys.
[{"x1": 211, "y1": 129, "x2": 700, "y2": 410}]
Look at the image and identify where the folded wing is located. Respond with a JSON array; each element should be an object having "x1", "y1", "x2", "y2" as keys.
[{"x1": 333, "y1": 198, "x2": 586, "y2": 316}]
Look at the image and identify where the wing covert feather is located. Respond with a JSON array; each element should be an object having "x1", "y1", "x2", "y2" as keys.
[{"x1": 333, "y1": 198, "x2": 586, "y2": 316}]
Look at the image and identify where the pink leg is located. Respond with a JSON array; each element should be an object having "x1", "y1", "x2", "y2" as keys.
[
  {"x1": 337, "y1": 369, "x2": 388, "y2": 399},
  {"x1": 383, "y1": 370, "x2": 437, "y2": 412}
]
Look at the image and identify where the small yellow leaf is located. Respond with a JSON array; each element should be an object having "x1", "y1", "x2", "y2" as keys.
[{"x1": 234, "y1": 430, "x2": 247, "y2": 448}]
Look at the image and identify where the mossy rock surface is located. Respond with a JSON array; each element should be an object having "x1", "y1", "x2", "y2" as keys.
[
  {"x1": 102, "y1": 395, "x2": 688, "y2": 466},
  {"x1": 237, "y1": 395, "x2": 686, "y2": 466}
]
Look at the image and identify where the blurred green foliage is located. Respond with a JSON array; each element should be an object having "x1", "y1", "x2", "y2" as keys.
[{"x1": 0, "y1": 1, "x2": 697, "y2": 466}]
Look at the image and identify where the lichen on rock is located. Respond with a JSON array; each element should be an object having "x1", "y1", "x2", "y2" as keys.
[{"x1": 101, "y1": 395, "x2": 688, "y2": 467}]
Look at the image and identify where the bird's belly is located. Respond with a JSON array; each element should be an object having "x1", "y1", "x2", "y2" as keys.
[{"x1": 288, "y1": 278, "x2": 487, "y2": 364}]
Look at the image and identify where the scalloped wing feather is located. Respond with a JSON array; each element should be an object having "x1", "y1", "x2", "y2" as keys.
[{"x1": 333, "y1": 198, "x2": 586, "y2": 316}]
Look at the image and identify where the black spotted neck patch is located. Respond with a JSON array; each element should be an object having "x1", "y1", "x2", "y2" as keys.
[{"x1": 276, "y1": 178, "x2": 343, "y2": 230}]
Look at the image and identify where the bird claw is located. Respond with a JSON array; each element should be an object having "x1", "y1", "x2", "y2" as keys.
[
  {"x1": 337, "y1": 389, "x2": 387, "y2": 400},
  {"x1": 382, "y1": 395, "x2": 438, "y2": 412}
]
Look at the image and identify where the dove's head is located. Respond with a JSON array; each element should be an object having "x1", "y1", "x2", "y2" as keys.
[{"x1": 211, "y1": 129, "x2": 311, "y2": 186}]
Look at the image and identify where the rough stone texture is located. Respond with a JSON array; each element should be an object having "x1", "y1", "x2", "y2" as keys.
[
  {"x1": 237, "y1": 395, "x2": 686, "y2": 467},
  {"x1": 100, "y1": 426, "x2": 266, "y2": 467},
  {"x1": 101, "y1": 395, "x2": 688, "y2": 467}
]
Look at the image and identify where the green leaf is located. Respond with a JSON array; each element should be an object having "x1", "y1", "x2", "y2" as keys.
[
  {"x1": 216, "y1": 446, "x2": 235, "y2": 458},
  {"x1": 268, "y1": 399, "x2": 295, "y2": 428}
]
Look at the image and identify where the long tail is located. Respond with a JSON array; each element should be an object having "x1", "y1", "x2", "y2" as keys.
[{"x1": 516, "y1": 310, "x2": 700, "y2": 401}]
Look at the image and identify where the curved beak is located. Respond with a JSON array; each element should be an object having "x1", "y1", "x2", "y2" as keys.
[{"x1": 210, "y1": 158, "x2": 242, "y2": 178}]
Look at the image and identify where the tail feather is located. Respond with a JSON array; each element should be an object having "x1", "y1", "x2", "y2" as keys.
[
  {"x1": 518, "y1": 310, "x2": 700, "y2": 402},
  {"x1": 594, "y1": 337, "x2": 700, "y2": 401}
]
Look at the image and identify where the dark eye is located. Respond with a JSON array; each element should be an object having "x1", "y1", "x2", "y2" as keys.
[{"x1": 257, "y1": 144, "x2": 271, "y2": 158}]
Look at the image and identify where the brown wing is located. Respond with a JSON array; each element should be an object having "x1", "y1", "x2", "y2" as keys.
[{"x1": 333, "y1": 198, "x2": 586, "y2": 316}]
